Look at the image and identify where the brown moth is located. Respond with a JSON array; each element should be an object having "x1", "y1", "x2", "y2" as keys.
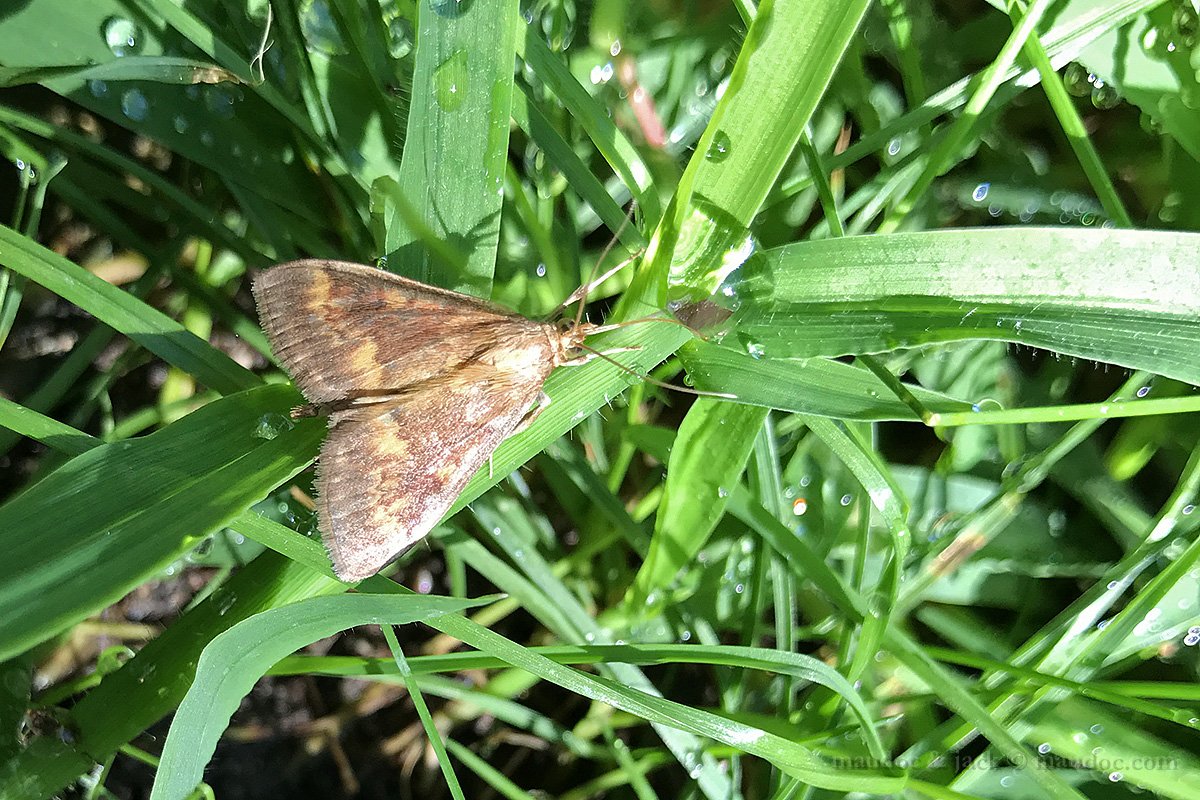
[{"x1": 252, "y1": 260, "x2": 601, "y2": 582}]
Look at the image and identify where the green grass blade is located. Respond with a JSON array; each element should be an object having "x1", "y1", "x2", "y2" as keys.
[
  {"x1": 631, "y1": 400, "x2": 766, "y2": 607},
  {"x1": 731, "y1": 227, "x2": 1200, "y2": 384},
  {"x1": 0, "y1": 552, "x2": 346, "y2": 800},
  {"x1": 386, "y1": 0, "x2": 520, "y2": 292},
  {"x1": 0, "y1": 385, "x2": 320, "y2": 660},
  {"x1": 680, "y1": 340, "x2": 973, "y2": 419},
  {"x1": 149, "y1": 594, "x2": 489, "y2": 800},
  {"x1": 0, "y1": 226, "x2": 259, "y2": 394}
]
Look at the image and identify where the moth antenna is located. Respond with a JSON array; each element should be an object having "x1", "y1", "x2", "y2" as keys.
[
  {"x1": 587, "y1": 314, "x2": 713, "y2": 340},
  {"x1": 550, "y1": 250, "x2": 643, "y2": 319},
  {"x1": 547, "y1": 204, "x2": 639, "y2": 325},
  {"x1": 576, "y1": 343, "x2": 736, "y2": 400}
]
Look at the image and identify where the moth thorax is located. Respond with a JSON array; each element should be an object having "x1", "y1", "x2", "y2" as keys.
[{"x1": 487, "y1": 329, "x2": 559, "y2": 379}]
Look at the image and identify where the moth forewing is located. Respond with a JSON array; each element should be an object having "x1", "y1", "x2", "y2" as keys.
[{"x1": 253, "y1": 259, "x2": 596, "y2": 581}]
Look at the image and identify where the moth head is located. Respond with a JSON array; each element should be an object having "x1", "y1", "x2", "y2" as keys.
[{"x1": 554, "y1": 319, "x2": 598, "y2": 358}]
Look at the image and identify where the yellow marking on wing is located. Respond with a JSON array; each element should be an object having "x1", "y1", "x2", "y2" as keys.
[{"x1": 350, "y1": 339, "x2": 381, "y2": 382}]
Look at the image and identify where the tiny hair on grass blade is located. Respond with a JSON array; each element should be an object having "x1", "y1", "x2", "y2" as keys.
[{"x1": 252, "y1": 256, "x2": 734, "y2": 581}]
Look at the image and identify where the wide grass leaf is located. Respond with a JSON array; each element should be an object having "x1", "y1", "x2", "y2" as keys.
[
  {"x1": 149, "y1": 594, "x2": 489, "y2": 800},
  {"x1": 631, "y1": 399, "x2": 767, "y2": 606},
  {"x1": 0, "y1": 553, "x2": 346, "y2": 800},
  {"x1": 679, "y1": 339, "x2": 973, "y2": 419},
  {"x1": 727, "y1": 227, "x2": 1200, "y2": 384},
  {"x1": 0, "y1": 384, "x2": 321, "y2": 661},
  {"x1": 386, "y1": 0, "x2": 520, "y2": 292},
  {"x1": 0, "y1": 225, "x2": 259, "y2": 395}
]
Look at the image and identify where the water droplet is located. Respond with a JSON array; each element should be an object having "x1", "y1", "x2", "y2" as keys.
[
  {"x1": 839, "y1": 494, "x2": 853, "y2": 507},
  {"x1": 706, "y1": 130, "x2": 731, "y2": 162},
  {"x1": 610, "y1": 39, "x2": 622, "y2": 57},
  {"x1": 387, "y1": 16, "x2": 414, "y2": 59},
  {"x1": 535, "y1": 263, "x2": 546, "y2": 277},
  {"x1": 252, "y1": 413, "x2": 295, "y2": 440},
  {"x1": 299, "y1": 0, "x2": 347, "y2": 54},
  {"x1": 1063, "y1": 63, "x2": 1092, "y2": 96},
  {"x1": 199, "y1": 130, "x2": 215, "y2": 147},
  {"x1": 433, "y1": 49, "x2": 469, "y2": 111},
  {"x1": 102, "y1": 16, "x2": 144, "y2": 56},
  {"x1": 120, "y1": 88, "x2": 150, "y2": 121},
  {"x1": 173, "y1": 115, "x2": 189, "y2": 133},
  {"x1": 886, "y1": 137, "x2": 902, "y2": 156},
  {"x1": 717, "y1": 486, "x2": 729, "y2": 498},
  {"x1": 746, "y1": 341, "x2": 765, "y2": 359},
  {"x1": 540, "y1": 1, "x2": 575, "y2": 50},
  {"x1": 1136, "y1": 385, "x2": 1151, "y2": 398},
  {"x1": 589, "y1": 62, "x2": 614, "y2": 85},
  {"x1": 972, "y1": 182, "x2": 990, "y2": 202},
  {"x1": 791, "y1": 498, "x2": 808, "y2": 516},
  {"x1": 1174, "y1": 5, "x2": 1199, "y2": 46},
  {"x1": 1108, "y1": 772, "x2": 1123, "y2": 783},
  {"x1": 1092, "y1": 84, "x2": 1121, "y2": 110},
  {"x1": 204, "y1": 87, "x2": 239, "y2": 119},
  {"x1": 1037, "y1": 742, "x2": 1051, "y2": 754},
  {"x1": 88, "y1": 79, "x2": 108, "y2": 97},
  {"x1": 430, "y1": 0, "x2": 472, "y2": 18}
]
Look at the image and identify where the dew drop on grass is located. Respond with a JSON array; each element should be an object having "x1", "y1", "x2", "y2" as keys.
[
  {"x1": 1174, "y1": 4, "x2": 1199, "y2": 45},
  {"x1": 88, "y1": 79, "x2": 108, "y2": 97},
  {"x1": 299, "y1": 0, "x2": 346, "y2": 54},
  {"x1": 252, "y1": 412, "x2": 294, "y2": 440},
  {"x1": 102, "y1": 16, "x2": 144, "y2": 57},
  {"x1": 705, "y1": 130, "x2": 732, "y2": 162},
  {"x1": 433, "y1": 49, "x2": 469, "y2": 111},
  {"x1": 430, "y1": 0, "x2": 472, "y2": 18},
  {"x1": 204, "y1": 87, "x2": 239, "y2": 119},
  {"x1": 971, "y1": 182, "x2": 990, "y2": 202},
  {"x1": 1063, "y1": 63, "x2": 1092, "y2": 96},
  {"x1": 120, "y1": 88, "x2": 150, "y2": 121},
  {"x1": 589, "y1": 62, "x2": 615, "y2": 85},
  {"x1": 1092, "y1": 83, "x2": 1121, "y2": 110},
  {"x1": 387, "y1": 16, "x2": 414, "y2": 59},
  {"x1": 539, "y1": 1, "x2": 576, "y2": 51}
]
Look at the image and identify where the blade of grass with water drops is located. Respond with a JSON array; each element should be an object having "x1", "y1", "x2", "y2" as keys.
[{"x1": 725, "y1": 227, "x2": 1200, "y2": 384}]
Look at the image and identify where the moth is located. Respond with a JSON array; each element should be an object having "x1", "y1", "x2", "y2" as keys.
[{"x1": 253, "y1": 259, "x2": 617, "y2": 581}]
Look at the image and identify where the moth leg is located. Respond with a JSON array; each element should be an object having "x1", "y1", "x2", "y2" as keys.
[{"x1": 561, "y1": 346, "x2": 642, "y2": 367}]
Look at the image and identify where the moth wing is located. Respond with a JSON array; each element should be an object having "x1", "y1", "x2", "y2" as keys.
[
  {"x1": 316, "y1": 359, "x2": 553, "y2": 581},
  {"x1": 252, "y1": 259, "x2": 534, "y2": 404}
]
